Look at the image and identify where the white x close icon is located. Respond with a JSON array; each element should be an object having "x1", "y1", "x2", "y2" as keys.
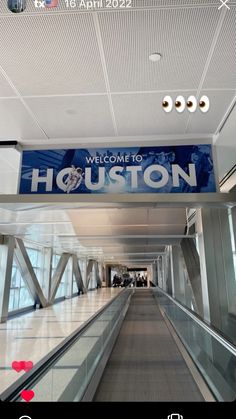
[{"x1": 218, "y1": 0, "x2": 230, "y2": 10}]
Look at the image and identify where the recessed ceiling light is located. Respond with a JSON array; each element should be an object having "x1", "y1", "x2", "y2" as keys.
[{"x1": 149, "y1": 52, "x2": 162, "y2": 62}]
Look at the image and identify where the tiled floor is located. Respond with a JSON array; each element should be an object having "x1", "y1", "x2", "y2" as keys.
[
  {"x1": 94, "y1": 289, "x2": 204, "y2": 402},
  {"x1": 0, "y1": 288, "x2": 121, "y2": 394}
]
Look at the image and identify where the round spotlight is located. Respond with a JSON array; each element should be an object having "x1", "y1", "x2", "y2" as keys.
[
  {"x1": 199, "y1": 95, "x2": 210, "y2": 113},
  {"x1": 149, "y1": 53, "x2": 162, "y2": 62},
  {"x1": 162, "y1": 96, "x2": 173, "y2": 113},
  {"x1": 175, "y1": 95, "x2": 185, "y2": 113},
  {"x1": 186, "y1": 95, "x2": 197, "y2": 113}
]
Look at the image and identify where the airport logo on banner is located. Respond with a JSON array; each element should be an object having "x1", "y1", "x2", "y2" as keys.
[{"x1": 19, "y1": 145, "x2": 216, "y2": 194}]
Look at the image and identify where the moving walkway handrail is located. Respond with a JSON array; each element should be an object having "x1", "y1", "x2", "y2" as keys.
[
  {"x1": 0, "y1": 288, "x2": 129, "y2": 401},
  {"x1": 155, "y1": 287, "x2": 236, "y2": 356}
]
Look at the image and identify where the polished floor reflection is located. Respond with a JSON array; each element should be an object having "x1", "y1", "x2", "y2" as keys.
[{"x1": 0, "y1": 288, "x2": 121, "y2": 394}]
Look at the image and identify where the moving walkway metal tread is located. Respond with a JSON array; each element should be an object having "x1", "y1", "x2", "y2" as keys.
[{"x1": 94, "y1": 289, "x2": 204, "y2": 402}]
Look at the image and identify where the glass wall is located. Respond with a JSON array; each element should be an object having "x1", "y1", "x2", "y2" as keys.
[
  {"x1": 226, "y1": 208, "x2": 236, "y2": 318},
  {"x1": 228, "y1": 208, "x2": 236, "y2": 280},
  {"x1": 158, "y1": 208, "x2": 236, "y2": 344},
  {"x1": 88, "y1": 264, "x2": 97, "y2": 290},
  {"x1": 51, "y1": 254, "x2": 66, "y2": 300},
  {"x1": 72, "y1": 259, "x2": 86, "y2": 294},
  {"x1": 27, "y1": 246, "x2": 45, "y2": 290},
  {"x1": 1, "y1": 239, "x2": 100, "y2": 321},
  {"x1": 72, "y1": 274, "x2": 78, "y2": 294},
  {"x1": 8, "y1": 256, "x2": 34, "y2": 312}
]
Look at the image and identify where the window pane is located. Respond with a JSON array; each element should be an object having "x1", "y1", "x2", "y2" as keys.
[
  {"x1": 9, "y1": 256, "x2": 34, "y2": 312},
  {"x1": 27, "y1": 248, "x2": 38, "y2": 266},
  {"x1": 19, "y1": 286, "x2": 34, "y2": 308}
]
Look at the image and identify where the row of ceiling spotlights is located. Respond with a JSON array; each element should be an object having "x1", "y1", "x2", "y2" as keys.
[{"x1": 162, "y1": 95, "x2": 210, "y2": 113}]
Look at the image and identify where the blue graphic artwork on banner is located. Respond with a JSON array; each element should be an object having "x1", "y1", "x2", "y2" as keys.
[{"x1": 19, "y1": 145, "x2": 217, "y2": 194}]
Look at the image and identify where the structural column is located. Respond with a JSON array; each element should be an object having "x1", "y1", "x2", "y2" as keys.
[
  {"x1": 170, "y1": 245, "x2": 186, "y2": 306},
  {"x1": 65, "y1": 256, "x2": 73, "y2": 298},
  {"x1": 0, "y1": 236, "x2": 14, "y2": 322},
  {"x1": 151, "y1": 262, "x2": 157, "y2": 286},
  {"x1": 231, "y1": 206, "x2": 236, "y2": 247},
  {"x1": 157, "y1": 257, "x2": 162, "y2": 288},
  {"x1": 42, "y1": 247, "x2": 53, "y2": 301},
  {"x1": 198, "y1": 208, "x2": 234, "y2": 332},
  {"x1": 165, "y1": 247, "x2": 173, "y2": 296},
  {"x1": 228, "y1": 207, "x2": 236, "y2": 315},
  {"x1": 180, "y1": 238, "x2": 203, "y2": 316},
  {"x1": 94, "y1": 261, "x2": 102, "y2": 288}
]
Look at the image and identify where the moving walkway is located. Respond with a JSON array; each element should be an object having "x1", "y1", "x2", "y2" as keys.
[{"x1": 1, "y1": 288, "x2": 235, "y2": 402}]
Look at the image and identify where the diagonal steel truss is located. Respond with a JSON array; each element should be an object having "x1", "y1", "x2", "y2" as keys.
[{"x1": 0, "y1": 236, "x2": 103, "y2": 322}]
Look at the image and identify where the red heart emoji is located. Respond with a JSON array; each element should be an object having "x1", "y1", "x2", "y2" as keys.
[
  {"x1": 21, "y1": 389, "x2": 35, "y2": 402},
  {"x1": 20, "y1": 361, "x2": 25, "y2": 370},
  {"x1": 12, "y1": 361, "x2": 22, "y2": 372},
  {"x1": 12, "y1": 360, "x2": 33, "y2": 372},
  {"x1": 24, "y1": 361, "x2": 33, "y2": 372}
]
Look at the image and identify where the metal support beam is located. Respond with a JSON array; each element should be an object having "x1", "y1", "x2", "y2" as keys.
[
  {"x1": 169, "y1": 246, "x2": 175, "y2": 298},
  {"x1": 231, "y1": 206, "x2": 236, "y2": 247},
  {"x1": 165, "y1": 248, "x2": 173, "y2": 295},
  {"x1": 72, "y1": 255, "x2": 86, "y2": 294},
  {"x1": 82, "y1": 258, "x2": 87, "y2": 289},
  {"x1": 100, "y1": 262, "x2": 105, "y2": 287},
  {"x1": 65, "y1": 256, "x2": 73, "y2": 298},
  {"x1": 42, "y1": 247, "x2": 52, "y2": 301},
  {"x1": 49, "y1": 253, "x2": 71, "y2": 304},
  {"x1": 94, "y1": 261, "x2": 102, "y2": 288},
  {"x1": 151, "y1": 261, "x2": 158, "y2": 286},
  {"x1": 180, "y1": 238, "x2": 204, "y2": 317},
  {"x1": 86, "y1": 259, "x2": 94, "y2": 289},
  {"x1": 105, "y1": 263, "x2": 111, "y2": 287},
  {"x1": 0, "y1": 236, "x2": 14, "y2": 322},
  {"x1": 15, "y1": 238, "x2": 47, "y2": 308},
  {"x1": 0, "y1": 192, "x2": 235, "y2": 207},
  {"x1": 157, "y1": 257, "x2": 162, "y2": 288},
  {"x1": 162, "y1": 255, "x2": 168, "y2": 292}
]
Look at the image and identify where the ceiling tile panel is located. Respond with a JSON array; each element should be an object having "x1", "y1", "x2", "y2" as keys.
[
  {"x1": 112, "y1": 92, "x2": 190, "y2": 136},
  {"x1": 111, "y1": 226, "x2": 149, "y2": 235},
  {"x1": 74, "y1": 226, "x2": 113, "y2": 235},
  {"x1": 68, "y1": 209, "x2": 111, "y2": 226},
  {"x1": 186, "y1": 90, "x2": 236, "y2": 134},
  {"x1": 99, "y1": 7, "x2": 220, "y2": 92},
  {"x1": 148, "y1": 208, "x2": 186, "y2": 224},
  {"x1": 203, "y1": 8, "x2": 236, "y2": 90},
  {"x1": 107, "y1": 208, "x2": 148, "y2": 224},
  {"x1": 0, "y1": 74, "x2": 16, "y2": 97},
  {"x1": 0, "y1": 99, "x2": 46, "y2": 140},
  {"x1": 0, "y1": 13, "x2": 106, "y2": 95},
  {"x1": 25, "y1": 96, "x2": 115, "y2": 138}
]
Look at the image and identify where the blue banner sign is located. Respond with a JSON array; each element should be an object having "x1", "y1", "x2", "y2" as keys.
[{"x1": 19, "y1": 145, "x2": 216, "y2": 194}]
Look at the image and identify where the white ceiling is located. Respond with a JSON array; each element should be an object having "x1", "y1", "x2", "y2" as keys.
[
  {"x1": 0, "y1": 1, "x2": 235, "y2": 265},
  {"x1": 0, "y1": 204, "x2": 187, "y2": 264},
  {"x1": 0, "y1": 1, "x2": 235, "y2": 145}
]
